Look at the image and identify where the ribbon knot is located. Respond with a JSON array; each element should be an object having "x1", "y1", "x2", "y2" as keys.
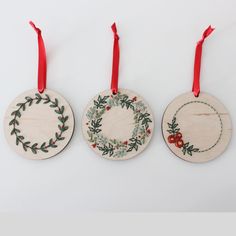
[
  {"x1": 29, "y1": 21, "x2": 41, "y2": 35},
  {"x1": 114, "y1": 34, "x2": 119, "y2": 40},
  {"x1": 192, "y1": 25, "x2": 214, "y2": 97},
  {"x1": 111, "y1": 23, "x2": 119, "y2": 40}
]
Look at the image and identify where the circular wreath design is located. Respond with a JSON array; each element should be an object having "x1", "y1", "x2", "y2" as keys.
[
  {"x1": 9, "y1": 93, "x2": 69, "y2": 154},
  {"x1": 85, "y1": 91, "x2": 152, "y2": 158},
  {"x1": 166, "y1": 100, "x2": 223, "y2": 156}
]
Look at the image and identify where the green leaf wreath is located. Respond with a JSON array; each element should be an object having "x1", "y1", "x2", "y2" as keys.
[
  {"x1": 85, "y1": 92, "x2": 152, "y2": 158},
  {"x1": 9, "y1": 93, "x2": 69, "y2": 154}
]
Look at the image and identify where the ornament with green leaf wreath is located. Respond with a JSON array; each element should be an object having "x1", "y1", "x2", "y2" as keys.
[{"x1": 85, "y1": 91, "x2": 153, "y2": 159}]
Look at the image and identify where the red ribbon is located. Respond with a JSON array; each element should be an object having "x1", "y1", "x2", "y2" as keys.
[
  {"x1": 110, "y1": 23, "x2": 120, "y2": 94},
  {"x1": 29, "y1": 21, "x2": 47, "y2": 93},
  {"x1": 192, "y1": 25, "x2": 214, "y2": 97}
]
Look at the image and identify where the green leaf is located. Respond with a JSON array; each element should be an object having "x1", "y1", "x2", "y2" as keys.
[
  {"x1": 41, "y1": 142, "x2": 46, "y2": 149},
  {"x1": 93, "y1": 95, "x2": 109, "y2": 109},
  {"x1": 167, "y1": 129, "x2": 174, "y2": 134},
  {"x1": 43, "y1": 94, "x2": 50, "y2": 104},
  {"x1": 50, "y1": 103, "x2": 57, "y2": 108},
  {"x1": 16, "y1": 102, "x2": 26, "y2": 110},
  {"x1": 60, "y1": 106, "x2": 64, "y2": 114},
  {"x1": 9, "y1": 119, "x2": 15, "y2": 126},
  {"x1": 98, "y1": 143, "x2": 114, "y2": 157},
  {"x1": 55, "y1": 132, "x2": 60, "y2": 139},
  {"x1": 49, "y1": 138, "x2": 53, "y2": 145},
  {"x1": 40, "y1": 142, "x2": 48, "y2": 152},
  {"x1": 49, "y1": 138, "x2": 57, "y2": 148},
  {"x1": 64, "y1": 116, "x2": 69, "y2": 122},
  {"x1": 11, "y1": 111, "x2": 17, "y2": 116},
  {"x1": 35, "y1": 93, "x2": 41, "y2": 98},
  {"x1": 58, "y1": 116, "x2": 63, "y2": 122},
  {"x1": 183, "y1": 142, "x2": 189, "y2": 148},
  {"x1": 41, "y1": 149, "x2": 48, "y2": 153},
  {"x1": 16, "y1": 138, "x2": 19, "y2": 146},
  {"x1": 31, "y1": 148, "x2": 37, "y2": 154},
  {"x1": 25, "y1": 96, "x2": 32, "y2": 101},
  {"x1": 31, "y1": 143, "x2": 38, "y2": 149},
  {"x1": 36, "y1": 97, "x2": 42, "y2": 104},
  {"x1": 54, "y1": 98, "x2": 58, "y2": 106},
  {"x1": 63, "y1": 126, "x2": 69, "y2": 131},
  {"x1": 89, "y1": 118, "x2": 102, "y2": 134},
  {"x1": 56, "y1": 133, "x2": 65, "y2": 141},
  {"x1": 58, "y1": 125, "x2": 63, "y2": 131},
  {"x1": 23, "y1": 144, "x2": 27, "y2": 152},
  {"x1": 15, "y1": 111, "x2": 21, "y2": 118},
  {"x1": 25, "y1": 97, "x2": 33, "y2": 106},
  {"x1": 172, "y1": 117, "x2": 176, "y2": 124},
  {"x1": 187, "y1": 150, "x2": 192, "y2": 156},
  {"x1": 28, "y1": 99, "x2": 33, "y2": 106}
]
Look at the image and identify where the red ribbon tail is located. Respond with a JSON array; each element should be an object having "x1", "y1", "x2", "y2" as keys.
[
  {"x1": 29, "y1": 21, "x2": 47, "y2": 93},
  {"x1": 192, "y1": 25, "x2": 214, "y2": 97},
  {"x1": 110, "y1": 22, "x2": 120, "y2": 94}
]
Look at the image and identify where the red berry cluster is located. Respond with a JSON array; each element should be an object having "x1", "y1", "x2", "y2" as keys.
[{"x1": 168, "y1": 132, "x2": 184, "y2": 148}]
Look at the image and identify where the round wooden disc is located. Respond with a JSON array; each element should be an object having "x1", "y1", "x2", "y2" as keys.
[
  {"x1": 4, "y1": 89, "x2": 75, "y2": 160},
  {"x1": 162, "y1": 92, "x2": 232, "y2": 163},
  {"x1": 82, "y1": 89, "x2": 154, "y2": 160}
]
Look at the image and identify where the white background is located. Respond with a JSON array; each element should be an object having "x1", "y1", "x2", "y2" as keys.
[{"x1": 0, "y1": 0, "x2": 236, "y2": 213}]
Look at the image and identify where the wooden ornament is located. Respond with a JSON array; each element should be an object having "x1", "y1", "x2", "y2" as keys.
[
  {"x1": 162, "y1": 92, "x2": 232, "y2": 163},
  {"x1": 82, "y1": 89, "x2": 154, "y2": 160},
  {"x1": 4, "y1": 89, "x2": 75, "y2": 160}
]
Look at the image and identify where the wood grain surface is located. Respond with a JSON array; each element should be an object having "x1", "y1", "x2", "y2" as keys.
[
  {"x1": 4, "y1": 89, "x2": 75, "y2": 160},
  {"x1": 162, "y1": 92, "x2": 232, "y2": 163},
  {"x1": 82, "y1": 88, "x2": 154, "y2": 160}
]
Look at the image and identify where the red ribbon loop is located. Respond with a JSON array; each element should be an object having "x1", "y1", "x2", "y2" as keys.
[
  {"x1": 192, "y1": 25, "x2": 214, "y2": 97},
  {"x1": 29, "y1": 21, "x2": 47, "y2": 93},
  {"x1": 110, "y1": 23, "x2": 120, "y2": 94}
]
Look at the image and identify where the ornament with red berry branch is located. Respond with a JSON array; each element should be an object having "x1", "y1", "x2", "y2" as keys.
[{"x1": 167, "y1": 117, "x2": 199, "y2": 156}]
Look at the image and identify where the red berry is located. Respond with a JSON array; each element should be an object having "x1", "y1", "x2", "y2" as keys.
[
  {"x1": 168, "y1": 135, "x2": 176, "y2": 144},
  {"x1": 92, "y1": 144, "x2": 96, "y2": 148},
  {"x1": 175, "y1": 139, "x2": 184, "y2": 148},
  {"x1": 106, "y1": 106, "x2": 111, "y2": 111},
  {"x1": 147, "y1": 129, "x2": 151, "y2": 134},
  {"x1": 123, "y1": 141, "x2": 128, "y2": 145},
  {"x1": 175, "y1": 132, "x2": 182, "y2": 141},
  {"x1": 132, "y1": 96, "x2": 137, "y2": 101}
]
